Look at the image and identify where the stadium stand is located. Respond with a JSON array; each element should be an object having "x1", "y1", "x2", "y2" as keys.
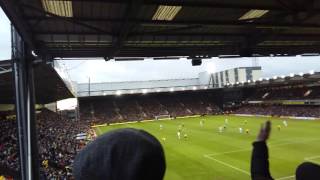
[
  {"x1": 235, "y1": 104, "x2": 320, "y2": 118},
  {"x1": 79, "y1": 91, "x2": 222, "y2": 123},
  {"x1": 233, "y1": 82, "x2": 320, "y2": 118},
  {"x1": 0, "y1": 109, "x2": 96, "y2": 179},
  {"x1": 3, "y1": 0, "x2": 320, "y2": 179},
  {"x1": 249, "y1": 86, "x2": 320, "y2": 100},
  {"x1": 0, "y1": 116, "x2": 19, "y2": 177},
  {"x1": 1, "y1": 85, "x2": 320, "y2": 179}
]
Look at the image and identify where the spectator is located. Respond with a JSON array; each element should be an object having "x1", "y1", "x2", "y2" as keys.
[
  {"x1": 73, "y1": 128, "x2": 166, "y2": 180},
  {"x1": 235, "y1": 104, "x2": 320, "y2": 118},
  {"x1": 251, "y1": 121, "x2": 320, "y2": 180}
]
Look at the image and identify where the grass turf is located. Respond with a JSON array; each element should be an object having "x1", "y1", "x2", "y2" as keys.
[{"x1": 94, "y1": 115, "x2": 320, "y2": 180}]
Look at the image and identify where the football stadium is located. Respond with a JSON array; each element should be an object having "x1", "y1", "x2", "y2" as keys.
[{"x1": 1, "y1": 1, "x2": 320, "y2": 180}]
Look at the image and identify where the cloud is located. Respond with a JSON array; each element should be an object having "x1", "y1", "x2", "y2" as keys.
[
  {"x1": 60, "y1": 59, "x2": 210, "y2": 83},
  {"x1": 59, "y1": 56, "x2": 320, "y2": 83}
]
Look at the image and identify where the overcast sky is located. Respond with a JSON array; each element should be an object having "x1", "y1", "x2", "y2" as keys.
[
  {"x1": 1, "y1": 8, "x2": 320, "y2": 83},
  {"x1": 0, "y1": 8, "x2": 11, "y2": 60}
]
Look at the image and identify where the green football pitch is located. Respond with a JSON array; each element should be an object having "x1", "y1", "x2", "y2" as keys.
[{"x1": 94, "y1": 115, "x2": 320, "y2": 180}]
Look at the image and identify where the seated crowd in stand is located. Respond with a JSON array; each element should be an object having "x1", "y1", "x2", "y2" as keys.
[
  {"x1": 250, "y1": 86, "x2": 320, "y2": 100},
  {"x1": 0, "y1": 116, "x2": 19, "y2": 174},
  {"x1": 1, "y1": 87, "x2": 320, "y2": 179},
  {"x1": 37, "y1": 109, "x2": 93, "y2": 179},
  {"x1": 0, "y1": 109, "x2": 94, "y2": 179},
  {"x1": 0, "y1": 92, "x2": 221, "y2": 179},
  {"x1": 80, "y1": 92, "x2": 222, "y2": 124},
  {"x1": 235, "y1": 104, "x2": 320, "y2": 117}
]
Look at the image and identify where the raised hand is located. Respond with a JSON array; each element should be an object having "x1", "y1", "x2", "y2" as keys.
[{"x1": 256, "y1": 121, "x2": 271, "y2": 142}]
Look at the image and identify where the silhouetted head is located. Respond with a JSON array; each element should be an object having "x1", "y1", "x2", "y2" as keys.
[
  {"x1": 296, "y1": 162, "x2": 320, "y2": 180},
  {"x1": 73, "y1": 128, "x2": 166, "y2": 180}
]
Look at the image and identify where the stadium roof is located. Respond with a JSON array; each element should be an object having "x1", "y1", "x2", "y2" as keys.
[
  {"x1": 226, "y1": 71, "x2": 320, "y2": 88},
  {"x1": 0, "y1": 60, "x2": 75, "y2": 104},
  {"x1": 2, "y1": 0, "x2": 320, "y2": 59}
]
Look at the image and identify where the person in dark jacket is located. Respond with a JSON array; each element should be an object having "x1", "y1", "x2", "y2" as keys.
[
  {"x1": 251, "y1": 121, "x2": 320, "y2": 180},
  {"x1": 73, "y1": 128, "x2": 166, "y2": 180}
]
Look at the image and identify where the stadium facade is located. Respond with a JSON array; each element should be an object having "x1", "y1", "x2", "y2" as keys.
[{"x1": 77, "y1": 66, "x2": 262, "y2": 97}]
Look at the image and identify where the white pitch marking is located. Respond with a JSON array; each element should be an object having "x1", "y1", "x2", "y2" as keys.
[
  {"x1": 203, "y1": 155, "x2": 250, "y2": 175},
  {"x1": 205, "y1": 138, "x2": 320, "y2": 157},
  {"x1": 275, "y1": 175, "x2": 295, "y2": 180},
  {"x1": 304, "y1": 155, "x2": 320, "y2": 164},
  {"x1": 304, "y1": 155, "x2": 320, "y2": 160},
  {"x1": 204, "y1": 154, "x2": 296, "y2": 180}
]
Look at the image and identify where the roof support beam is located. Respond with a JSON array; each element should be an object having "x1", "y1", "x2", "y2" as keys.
[
  {"x1": 110, "y1": 0, "x2": 143, "y2": 57},
  {"x1": 47, "y1": 0, "x2": 320, "y2": 11},
  {"x1": 25, "y1": 17, "x2": 320, "y2": 29},
  {"x1": 240, "y1": 0, "x2": 319, "y2": 56},
  {"x1": 32, "y1": 31, "x2": 320, "y2": 42},
  {"x1": 46, "y1": 44, "x2": 320, "y2": 58},
  {"x1": 22, "y1": 4, "x2": 112, "y2": 35}
]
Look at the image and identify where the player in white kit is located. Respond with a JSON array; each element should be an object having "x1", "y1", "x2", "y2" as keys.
[
  {"x1": 283, "y1": 120, "x2": 288, "y2": 127},
  {"x1": 177, "y1": 130, "x2": 181, "y2": 140},
  {"x1": 239, "y1": 127, "x2": 243, "y2": 133},
  {"x1": 200, "y1": 120, "x2": 204, "y2": 127}
]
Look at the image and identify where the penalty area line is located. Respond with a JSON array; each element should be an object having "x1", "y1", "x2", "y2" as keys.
[
  {"x1": 275, "y1": 175, "x2": 295, "y2": 180},
  {"x1": 304, "y1": 155, "x2": 320, "y2": 164},
  {"x1": 205, "y1": 138, "x2": 320, "y2": 157},
  {"x1": 203, "y1": 154, "x2": 250, "y2": 176},
  {"x1": 304, "y1": 155, "x2": 320, "y2": 161},
  {"x1": 204, "y1": 154, "x2": 295, "y2": 180}
]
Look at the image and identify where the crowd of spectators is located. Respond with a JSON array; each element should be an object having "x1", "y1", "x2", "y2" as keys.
[
  {"x1": 79, "y1": 92, "x2": 222, "y2": 124},
  {"x1": 249, "y1": 86, "x2": 320, "y2": 100},
  {"x1": 0, "y1": 109, "x2": 95, "y2": 179},
  {"x1": 37, "y1": 109, "x2": 93, "y2": 179},
  {"x1": 235, "y1": 104, "x2": 320, "y2": 117},
  {"x1": 2, "y1": 86, "x2": 320, "y2": 179},
  {"x1": 0, "y1": 117, "x2": 19, "y2": 176}
]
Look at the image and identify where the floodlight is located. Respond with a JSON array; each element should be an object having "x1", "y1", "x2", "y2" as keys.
[
  {"x1": 116, "y1": 91, "x2": 122, "y2": 96},
  {"x1": 192, "y1": 86, "x2": 197, "y2": 90},
  {"x1": 170, "y1": 88, "x2": 175, "y2": 92},
  {"x1": 142, "y1": 89, "x2": 148, "y2": 94},
  {"x1": 299, "y1": 72, "x2": 304, "y2": 76},
  {"x1": 309, "y1": 70, "x2": 315, "y2": 75},
  {"x1": 290, "y1": 73, "x2": 295, "y2": 77},
  {"x1": 273, "y1": 76, "x2": 278, "y2": 79}
]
